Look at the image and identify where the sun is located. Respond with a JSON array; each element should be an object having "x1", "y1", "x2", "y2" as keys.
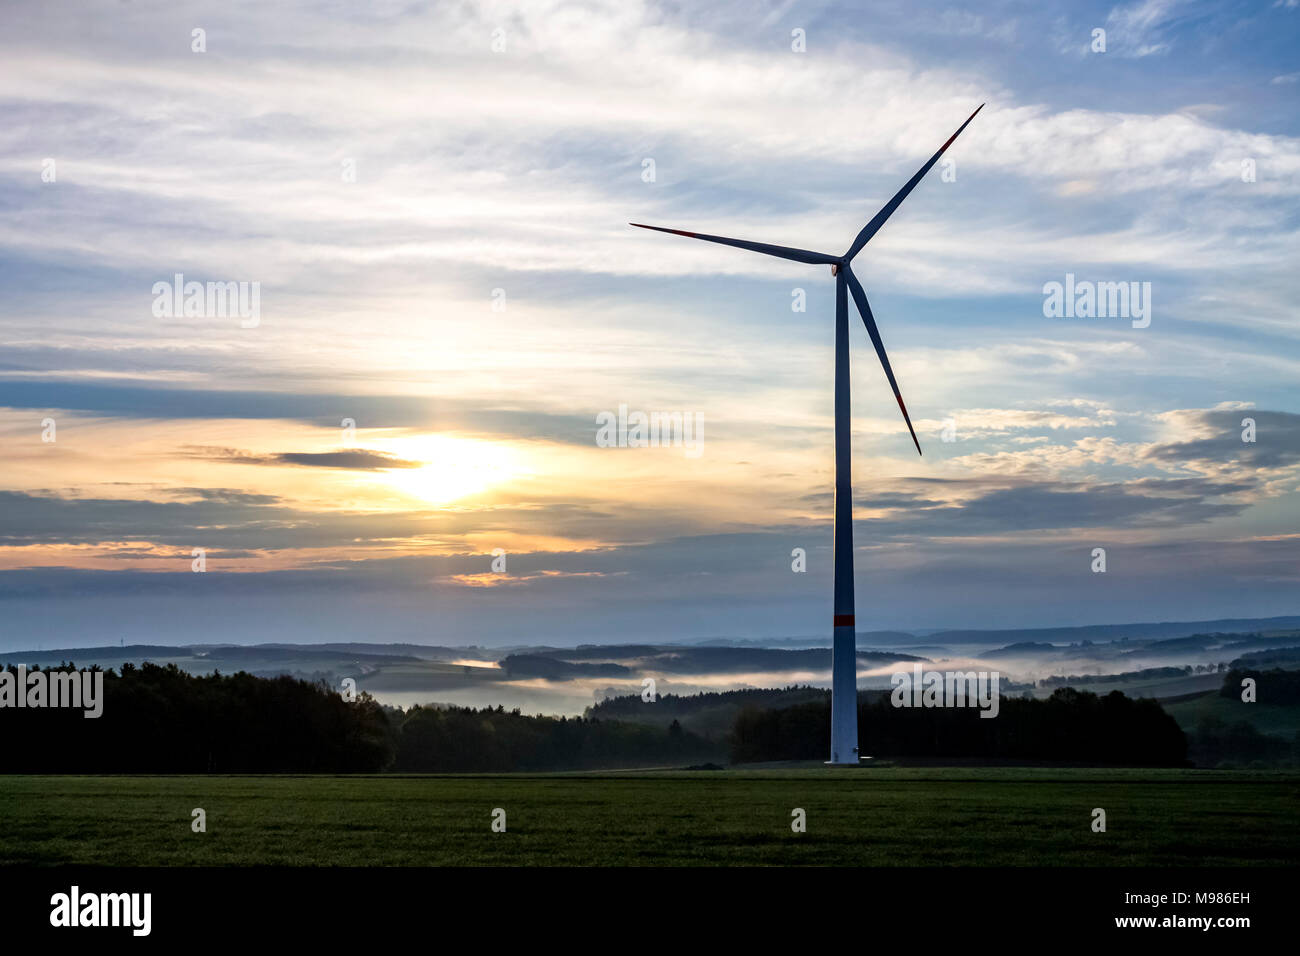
[{"x1": 375, "y1": 434, "x2": 521, "y2": 505}]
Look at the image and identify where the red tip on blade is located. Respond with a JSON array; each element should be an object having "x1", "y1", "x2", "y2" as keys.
[
  {"x1": 630, "y1": 223, "x2": 699, "y2": 238},
  {"x1": 894, "y1": 393, "x2": 922, "y2": 456},
  {"x1": 940, "y1": 103, "x2": 985, "y2": 150}
]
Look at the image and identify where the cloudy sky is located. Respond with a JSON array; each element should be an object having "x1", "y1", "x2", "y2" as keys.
[{"x1": 1, "y1": 0, "x2": 1297, "y2": 648}]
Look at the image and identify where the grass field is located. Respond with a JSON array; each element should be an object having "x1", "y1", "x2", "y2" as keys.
[{"x1": 2, "y1": 768, "x2": 1297, "y2": 867}]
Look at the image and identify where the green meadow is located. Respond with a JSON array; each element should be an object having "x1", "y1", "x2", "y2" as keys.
[{"x1": 1, "y1": 768, "x2": 1296, "y2": 867}]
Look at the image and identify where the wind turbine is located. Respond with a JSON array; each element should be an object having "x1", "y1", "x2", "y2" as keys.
[{"x1": 631, "y1": 105, "x2": 983, "y2": 764}]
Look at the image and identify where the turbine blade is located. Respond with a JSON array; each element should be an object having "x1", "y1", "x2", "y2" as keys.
[
  {"x1": 630, "y1": 223, "x2": 838, "y2": 265},
  {"x1": 844, "y1": 104, "x2": 984, "y2": 261},
  {"x1": 844, "y1": 266, "x2": 922, "y2": 456}
]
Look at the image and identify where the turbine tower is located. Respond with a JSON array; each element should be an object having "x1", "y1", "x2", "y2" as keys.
[{"x1": 632, "y1": 105, "x2": 983, "y2": 764}]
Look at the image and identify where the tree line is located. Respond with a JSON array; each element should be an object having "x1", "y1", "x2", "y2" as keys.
[
  {"x1": 1, "y1": 661, "x2": 1235, "y2": 771},
  {"x1": 729, "y1": 686, "x2": 1188, "y2": 765},
  {"x1": 0, "y1": 662, "x2": 718, "y2": 772},
  {"x1": 2, "y1": 662, "x2": 393, "y2": 772}
]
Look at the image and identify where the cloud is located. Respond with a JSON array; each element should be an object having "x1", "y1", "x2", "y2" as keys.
[
  {"x1": 1103, "y1": 0, "x2": 1185, "y2": 57},
  {"x1": 192, "y1": 447, "x2": 423, "y2": 470},
  {"x1": 925, "y1": 405, "x2": 1120, "y2": 436},
  {"x1": 0, "y1": 381, "x2": 597, "y2": 443},
  {"x1": 1145, "y1": 408, "x2": 1300, "y2": 471}
]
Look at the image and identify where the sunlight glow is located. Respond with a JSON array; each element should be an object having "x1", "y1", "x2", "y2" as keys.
[{"x1": 376, "y1": 434, "x2": 523, "y2": 505}]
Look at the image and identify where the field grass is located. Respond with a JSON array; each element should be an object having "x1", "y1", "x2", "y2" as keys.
[{"x1": 1, "y1": 768, "x2": 1296, "y2": 867}]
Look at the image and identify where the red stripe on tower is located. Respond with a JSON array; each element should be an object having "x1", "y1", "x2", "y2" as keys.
[{"x1": 833, "y1": 615, "x2": 855, "y2": 627}]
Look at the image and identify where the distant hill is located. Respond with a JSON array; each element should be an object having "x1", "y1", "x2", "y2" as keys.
[
  {"x1": 910, "y1": 616, "x2": 1300, "y2": 646},
  {"x1": 1230, "y1": 646, "x2": 1300, "y2": 669},
  {"x1": 981, "y1": 642, "x2": 1060, "y2": 659},
  {"x1": 6, "y1": 616, "x2": 1298, "y2": 660},
  {"x1": 507, "y1": 644, "x2": 925, "y2": 675},
  {"x1": 3, "y1": 642, "x2": 433, "y2": 664},
  {"x1": 500, "y1": 654, "x2": 633, "y2": 679}
]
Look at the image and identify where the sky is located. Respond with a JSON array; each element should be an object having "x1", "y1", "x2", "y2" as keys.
[{"x1": 0, "y1": 0, "x2": 1297, "y2": 649}]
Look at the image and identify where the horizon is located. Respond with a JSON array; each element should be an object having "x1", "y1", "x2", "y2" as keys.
[{"x1": 5, "y1": 610, "x2": 1300, "y2": 655}]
